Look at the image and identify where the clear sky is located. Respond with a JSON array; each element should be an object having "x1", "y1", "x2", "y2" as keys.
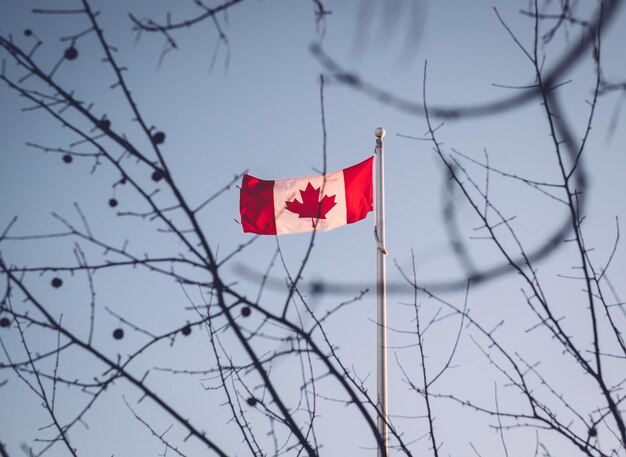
[{"x1": 1, "y1": 1, "x2": 625, "y2": 456}]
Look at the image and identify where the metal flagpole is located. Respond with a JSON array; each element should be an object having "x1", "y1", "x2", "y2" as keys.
[{"x1": 374, "y1": 127, "x2": 388, "y2": 457}]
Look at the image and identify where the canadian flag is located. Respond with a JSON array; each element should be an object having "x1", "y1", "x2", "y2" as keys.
[{"x1": 240, "y1": 156, "x2": 374, "y2": 235}]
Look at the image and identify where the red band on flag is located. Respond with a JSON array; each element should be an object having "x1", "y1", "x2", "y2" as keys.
[
  {"x1": 343, "y1": 156, "x2": 374, "y2": 224},
  {"x1": 240, "y1": 175, "x2": 277, "y2": 235}
]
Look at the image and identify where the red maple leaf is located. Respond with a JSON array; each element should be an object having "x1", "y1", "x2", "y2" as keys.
[{"x1": 285, "y1": 182, "x2": 337, "y2": 223}]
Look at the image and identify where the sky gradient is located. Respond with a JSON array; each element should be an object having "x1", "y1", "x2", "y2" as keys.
[{"x1": 1, "y1": 1, "x2": 626, "y2": 456}]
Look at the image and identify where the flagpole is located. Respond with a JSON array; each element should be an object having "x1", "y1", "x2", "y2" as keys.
[{"x1": 374, "y1": 127, "x2": 388, "y2": 457}]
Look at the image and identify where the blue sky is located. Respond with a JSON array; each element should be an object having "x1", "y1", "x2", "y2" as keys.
[{"x1": 1, "y1": 1, "x2": 626, "y2": 456}]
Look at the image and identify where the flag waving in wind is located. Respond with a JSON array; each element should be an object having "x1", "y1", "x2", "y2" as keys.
[{"x1": 240, "y1": 156, "x2": 374, "y2": 235}]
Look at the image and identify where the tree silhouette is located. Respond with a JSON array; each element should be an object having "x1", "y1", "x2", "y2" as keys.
[{"x1": 1, "y1": 1, "x2": 625, "y2": 456}]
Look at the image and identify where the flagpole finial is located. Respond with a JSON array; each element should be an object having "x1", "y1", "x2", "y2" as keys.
[{"x1": 375, "y1": 127, "x2": 386, "y2": 139}]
